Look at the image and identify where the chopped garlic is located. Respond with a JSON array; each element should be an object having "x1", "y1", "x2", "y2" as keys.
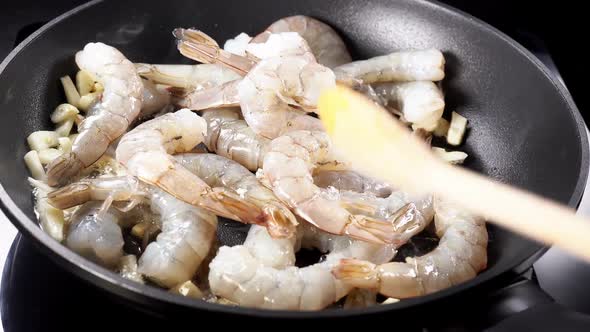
[
  {"x1": 24, "y1": 151, "x2": 46, "y2": 180},
  {"x1": 76, "y1": 70, "x2": 95, "y2": 96},
  {"x1": 38, "y1": 148, "x2": 63, "y2": 164},
  {"x1": 55, "y1": 119, "x2": 74, "y2": 137},
  {"x1": 93, "y1": 82, "x2": 104, "y2": 93},
  {"x1": 381, "y1": 298, "x2": 400, "y2": 305},
  {"x1": 447, "y1": 111, "x2": 467, "y2": 146},
  {"x1": 78, "y1": 92, "x2": 100, "y2": 112},
  {"x1": 27, "y1": 131, "x2": 59, "y2": 151},
  {"x1": 31, "y1": 182, "x2": 65, "y2": 242},
  {"x1": 433, "y1": 118, "x2": 450, "y2": 137},
  {"x1": 119, "y1": 255, "x2": 144, "y2": 284},
  {"x1": 170, "y1": 280, "x2": 203, "y2": 299},
  {"x1": 432, "y1": 147, "x2": 468, "y2": 164},
  {"x1": 60, "y1": 75, "x2": 80, "y2": 108},
  {"x1": 58, "y1": 137, "x2": 72, "y2": 153},
  {"x1": 51, "y1": 103, "x2": 79, "y2": 123},
  {"x1": 131, "y1": 222, "x2": 149, "y2": 238}
]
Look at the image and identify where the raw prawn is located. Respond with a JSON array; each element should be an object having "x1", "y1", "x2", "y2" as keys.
[
  {"x1": 115, "y1": 109, "x2": 267, "y2": 226},
  {"x1": 135, "y1": 63, "x2": 241, "y2": 89},
  {"x1": 139, "y1": 188, "x2": 218, "y2": 287},
  {"x1": 262, "y1": 130, "x2": 424, "y2": 244},
  {"x1": 373, "y1": 81, "x2": 445, "y2": 130},
  {"x1": 251, "y1": 15, "x2": 352, "y2": 68},
  {"x1": 65, "y1": 202, "x2": 125, "y2": 267},
  {"x1": 175, "y1": 153, "x2": 298, "y2": 238},
  {"x1": 47, "y1": 43, "x2": 143, "y2": 186},
  {"x1": 333, "y1": 49, "x2": 445, "y2": 84},
  {"x1": 208, "y1": 223, "x2": 398, "y2": 310},
  {"x1": 51, "y1": 177, "x2": 218, "y2": 287},
  {"x1": 313, "y1": 170, "x2": 394, "y2": 198},
  {"x1": 201, "y1": 108, "x2": 269, "y2": 171},
  {"x1": 333, "y1": 198, "x2": 488, "y2": 298},
  {"x1": 174, "y1": 29, "x2": 335, "y2": 138},
  {"x1": 139, "y1": 79, "x2": 171, "y2": 119}
]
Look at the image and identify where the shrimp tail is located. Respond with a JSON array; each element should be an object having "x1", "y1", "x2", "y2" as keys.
[
  {"x1": 47, "y1": 182, "x2": 92, "y2": 209},
  {"x1": 208, "y1": 188, "x2": 269, "y2": 227},
  {"x1": 332, "y1": 259, "x2": 380, "y2": 289},
  {"x1": 173, "y1": 28, "x2": 255, "y2": 75},
  {"x1": 345, "y1": 216, "x2": 401, "y2": 244},
  {"x1": 136, "y1": 63, "x2": 191, "y2": 88},
  {"x1": 46, "y1": 152, "x2": 84, "y2": 187},
  {"x1": 169, "y1": 81, "x2": 240, "y2": 110},
  {"x1": 262, "y1": 202, "x2": 298, "y2": 238}
]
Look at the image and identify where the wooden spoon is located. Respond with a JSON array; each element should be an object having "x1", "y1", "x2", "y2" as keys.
[{"x1": 318, "y1": 85, "x2": 590, "y2": 263}]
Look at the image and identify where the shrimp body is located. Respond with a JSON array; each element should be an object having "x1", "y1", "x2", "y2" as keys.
[
  {"x1": 139, "y1": 188, "x2": 217, "y2": 287},
  {"x1": 65, "y1": 202, "x2": 125, "y2": 267},
  {"x1": 313, "y1": 170, "x2": 394, "y2": 198},
  {"x1": 139, "y1": 79, "x2": 171, "y2": 119},
  {"x1": 245, "y1": 32, "x2": 315, "y2": 62},
  {"x1": 201, "y1": 108, "x2": 270, "y2": 171},
  {"x1": 175, "y1": 30, "x2": 335, "y2": 138},
  {"x1": 115, "y1": 109, "x2": 266, "y2": 225},
  {"x1": 374, "y1": 81, "x2": 444, "y2": 130},
  {"x1": 47, "y1": 43, "x2": 143, "y2": 186},
  {"x1": 175, "y1": 153, "x2": 297, "y2": 238},
  {"x1": 263, "y1": 130, "x2": 427, "y2": 244},
  {"x1": 135, "y1": 63, "x2": 241, "y2": 89},
  {"x1": 238, "y1": 56, "x2": 334, "y2": 138},
  {"x1": 209, "y1": 223, "x2": 397, "y2": 310},
  {"x1": 333, "y1": 198, "x2": 488, "y2": 298},
  {"x1": 333, "y1": 49, "x2": 445, "y2": 84},
  {"x1": 46, "y1": 173, "x2": 216, "y2": 286},
  {"x1": 252, "y1": 15, "x2": 352, "y2": 68}
]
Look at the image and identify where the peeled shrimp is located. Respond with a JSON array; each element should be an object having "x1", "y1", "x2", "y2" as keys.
[
  {"x1": 65, "y1": 202, "x2": 125, "y2": 267},
  {"x1": 175, "y1": 29, "x2": 335, "y2": 138},
  {"x1": 263, "y1": 130, "x2": 424, "y2": 244},
  {"x1": 47, "y1": 43, "x2": 143, "y2": 186},
  {"x1": 245, "y1": 32, "x2": 315, "y2": 62},
  {"x1": 333, "y1": 198, "x2": 488, "y2": 298},
  {"x1": 176, "y1": 153, "x2": 297, "y2": 237},
  {"x1": 333, "y1": 49, "x2": 445, "y2": 84},
  {"x1": 209, "y1": 223, "x2": 398, "y2": 310},
  {"x1": 313, "y1": 170, "x2": 393, "y2": 198},
  {"x1": 50, "y1": 175, "x2": 217, "y2": 287},
  {"x1": 374, "y1": 81, "x2": 445, "y2": 130},
  {"x1": 115, "y1": 108, "x2": 267, "y2": 226},
  {"x1": 139, "y1": 188, "x2": 217, "y2": 287},
  {"x1": 139, "y1": 79, "x2": 171, "y2": 119},
  {"x1": 201, "y1": 108, "x2": 269, "y2": 171},
  {"x1": 135, "y1": 63, "x2": 240, "y2": 89},
  {"x1": 237, "y1": 55, "x2": 332, "y2": 138},
  {"x1": 251, "y1": 15, "x2": 352, "y2": 68}
]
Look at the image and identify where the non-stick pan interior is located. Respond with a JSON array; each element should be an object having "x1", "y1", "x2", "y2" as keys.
[{"x1": 0, "y1": 0, "x2": 587, "y2": 315}]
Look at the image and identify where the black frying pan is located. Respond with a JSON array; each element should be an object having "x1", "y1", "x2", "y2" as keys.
[{"x1": 0, "y1": 0, "x2": 588, "y2": 327}]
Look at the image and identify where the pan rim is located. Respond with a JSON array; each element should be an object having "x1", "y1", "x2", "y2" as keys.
[{"x1": 0, "y1": 0, "x2": 587, "y2": 318}]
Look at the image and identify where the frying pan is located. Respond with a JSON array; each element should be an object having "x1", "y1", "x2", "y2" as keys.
[{"x1": 0, "y1": 0, "x2": 588, "y2": 327}]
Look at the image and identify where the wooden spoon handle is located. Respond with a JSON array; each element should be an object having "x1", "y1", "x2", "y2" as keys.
[
  {"x1": 318, "y1": 85, "x2": 590, "y2": 262},
  {"x1": 433, "y1": 163, "x2": 590, "y2": 262}
]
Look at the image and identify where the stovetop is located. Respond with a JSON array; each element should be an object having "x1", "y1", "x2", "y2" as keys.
[{"x1": 1, "y1": 1, "x2": 590, "y2": 331}]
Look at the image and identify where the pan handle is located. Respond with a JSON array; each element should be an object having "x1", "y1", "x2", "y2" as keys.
[{"x1": 479, "y1": 277, "x2": 590, "y2": 331}]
